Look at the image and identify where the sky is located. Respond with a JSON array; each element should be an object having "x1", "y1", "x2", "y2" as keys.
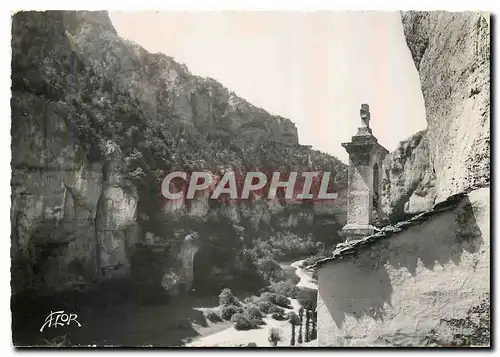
[{"x1": 109, "y1": 11, "x2": 427, "y2": 163}]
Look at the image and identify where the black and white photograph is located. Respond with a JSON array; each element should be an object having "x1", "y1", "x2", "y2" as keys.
[{"x1": 7, "y1": 3, "x2": 491, "y2": 348}]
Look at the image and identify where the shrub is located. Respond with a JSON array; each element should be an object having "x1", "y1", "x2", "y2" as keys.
[
  {"x1": 287, "y1": 311, "x2": 300, "y2": 326},
  {"x1": 243, "y1": 296, "x2": 259, "y2": 305},
  {"x1": 259, "y1": 292, "x2": 274, "y2": 302},
  {"x1": 221, "y1": 305, "x2": 243, "y2": 320},
  {"x1": 218, "y1": 288, "x2": 241, "y2": 307},
  {"x1": 269, "y1": 281, "x2": 300, "y2": 299},
  {"x1": 271, "y1": 310, "x2": 287, "y2": 321},
  {"x1": 246, "y1": 342, "x2": 257, "y2": 347},
  {"x1": 273, "y1": 294, "x2": 292, "y2": 309},
  {"x1": 253, "y1": 318, "x2": 266, "y2": 326},
  {"x1": 205, "y1": 309, "x2": 223, "y2": 323},
  {"x1": 260, "y1": 292, "x2": 291, "y2": 308},
  {"x1": 254, "y1": 232, "x2": 320, "y2": 262},
  {"x1": 231, "y1": 313, "x2": 258, "y2": 331},
  {"x1": 268, "y1": 327, "x2": 282, "y2": 346},
  {"x1": 269, "y1": 305, "x2": 285, "y2": 315},
  {"x1": 245, "y1": 304, "x2": 263, "y2": 320},
  {"x1": 258, "y1": 300, "x2": 272, "y2": 314}
]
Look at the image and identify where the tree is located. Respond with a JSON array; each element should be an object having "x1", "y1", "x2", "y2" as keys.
[
  {"x1": 268, "y1": 327, "x2": 282, "y2": 347},
  {"x1": 288, "y1": 312, "x2": 300, "y2": 346},
  {"x1": 311, "y1": 310, "x2": 317, "y2": 340},
  {"x1": 305, "y1": 309, "x2": 311, "y2": 342},
  {"x1": 298, "y1": 308, "x2": 304, "y2": 344},
  {"x1": 257, "y1": 258, "x2": 284, "y2": 283}
]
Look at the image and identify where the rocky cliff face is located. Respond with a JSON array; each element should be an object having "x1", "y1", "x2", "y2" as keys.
[
  {"x1": 64, "y1": 11, "x2": 299, "y2": 144},
  {"x1": 380, "y1": 130, "x2": 436, "y2": 223},
  {"x1": 11, "y1": 11, "x2": 346, "y2": 298},
  {"x1": 381, "y1": 12, "x2": 490, "y2": 222}
]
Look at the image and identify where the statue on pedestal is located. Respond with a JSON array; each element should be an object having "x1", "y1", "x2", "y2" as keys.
[{"x1": 360, "y1": 103, "x2": 370, "y2": 129}]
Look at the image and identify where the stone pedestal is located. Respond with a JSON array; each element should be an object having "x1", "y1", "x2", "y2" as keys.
[{"x1": 340, "y1": 106, "x2": 388, "y2": 241}]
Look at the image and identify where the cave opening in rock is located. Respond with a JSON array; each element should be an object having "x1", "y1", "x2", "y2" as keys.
[{"x1": 191, "y1": 246, "x2": 217, "y2": 296}]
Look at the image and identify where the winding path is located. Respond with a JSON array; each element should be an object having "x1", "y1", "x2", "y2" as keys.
[
  {"x1": 290, "y1": 259, "x2": 317, "y2": 290},
  {"x1": 185, "y1": 259, "x2": 317, "y2": 347}
]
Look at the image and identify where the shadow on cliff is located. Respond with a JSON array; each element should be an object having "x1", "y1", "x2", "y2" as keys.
[
  {"x1": 11, "y1": 279, "x2": 214, "y2": 347},
  {"x1": 320, "y1": 196, "x2": 484, "y2": 330}
]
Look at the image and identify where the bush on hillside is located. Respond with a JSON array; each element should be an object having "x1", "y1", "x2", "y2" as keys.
[
  {"x1": 221, "y1": 305, "x2": 244, "y2": 320},
  {"x1": 243, "y1": 296, "x2": 259, "y2": 305},
  {"x1": 259, "y1": 292, "x2": 291, "y2": 308},
  {"x1": 258, "y1": 300, "x2": 272, "y2": 314},
  {"x1": 268, "y1": 305, "x2": 285, "y2": 315},
  {"x1": 218, "y1": 288, "x2": 241, "y2": 307},
  {"x1": 205, "y1": 309, "x2": 223, "y2": 323},
  {"x1": 253, "y1": 232, "x2": 319, "y2": 262},
  {"x1": 231, "y1": 313, "x2": 259, "y2": 331},
  {"x1": 245, "y1": 304, "x2": 263, "y2": 320},
  {"x1": 269, "y1": 280, "x2": 300, "y2": 299},
  {"x1": 273, "y1": 295, "x2": 292, "y2": 308},
  {"x1": 271, "y1": 311, "x2": 287, "y2": 321}
]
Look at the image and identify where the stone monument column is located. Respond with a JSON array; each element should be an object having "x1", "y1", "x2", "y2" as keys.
[{"x1": 340, "y1": 104, "x2": 388, "y2": 241}]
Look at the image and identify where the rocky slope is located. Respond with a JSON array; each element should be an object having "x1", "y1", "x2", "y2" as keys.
[
  {"x1": 11, "y1": 11, "x2": 347, "y2": 298},
  {"x1": 380, "y1": 11, "x2": 490, "y2": 222}
]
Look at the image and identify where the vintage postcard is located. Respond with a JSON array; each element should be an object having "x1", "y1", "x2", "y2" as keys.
[{"x1": 10, "y1": 9, "x2": 490, "y2": 347}]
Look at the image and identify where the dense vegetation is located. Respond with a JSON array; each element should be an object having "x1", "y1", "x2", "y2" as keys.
[
  {"x1": 204, "y1": 276, "x2": 318, "y2": 333},
  {"x1": 12, "y1": 11, "x2": 347, "y2": 298}
]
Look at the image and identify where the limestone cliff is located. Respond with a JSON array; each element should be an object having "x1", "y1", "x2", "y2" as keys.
[
  {"x1": 11, "y1": 11, "x2": 347, "y2": 298},
  {"x1": 381, "y1": 12, "x2": 490, "y2": 221},
  {"x1": 63, "y1": 11, "x2": 299, "y2": 144},
  {"x1": 380, "y1": 130, "x2": 436, "y2": 223}
]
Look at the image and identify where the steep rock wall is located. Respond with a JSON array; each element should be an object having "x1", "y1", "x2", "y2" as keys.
[
  {"x1": 11, "y1": 10, "x2": 347, "y2": 297},
  {"x1": 380, "y1": 130, "x2": 436, "y2": 223},
  {"x1": 381, "y1": 12, "x2": 490, "y2": 221},
  {"x1": 11, "y1": 90, "x2": 104, "y2": 295},
  {"x1": 63, "y1": 11, "x2": 299, "y2": 145}
]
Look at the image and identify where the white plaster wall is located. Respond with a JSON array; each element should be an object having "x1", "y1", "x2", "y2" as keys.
[{"x1": 317, "y1": 187, "x2": 490, "y2": 346}]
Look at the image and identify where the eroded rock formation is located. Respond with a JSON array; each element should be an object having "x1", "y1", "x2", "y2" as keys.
[
  {"x1": 11, "y1": 10, "x2": 347, "y2": 298},
  {"x1": 381, "y1": 11, "x2": 490, "y2": 222}
]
